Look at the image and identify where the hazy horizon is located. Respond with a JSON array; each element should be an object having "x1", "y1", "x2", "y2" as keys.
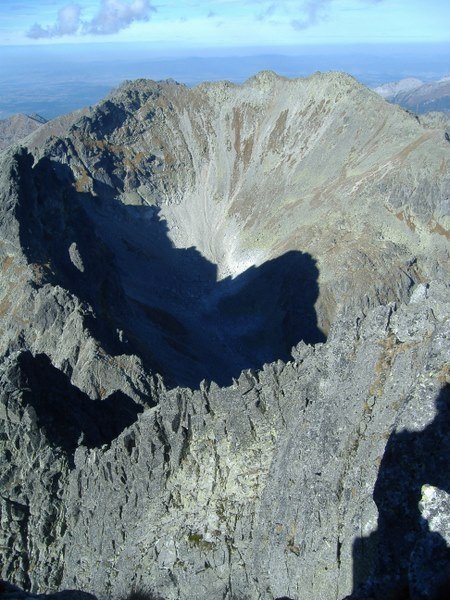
[
  {"x1": 1, "y1": 1, "x2": 449, "y2": 119},
  {"x1": 2, "y1": 42, "x2": 449, "y2": 120}
]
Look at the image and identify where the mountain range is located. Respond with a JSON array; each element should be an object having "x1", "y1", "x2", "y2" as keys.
[
  {"x1": 0, "y1": 71, "x2": 449, "y2": 600},
  {"x1": 375, "y1": 76, "x2": 450, "y2": 115}
]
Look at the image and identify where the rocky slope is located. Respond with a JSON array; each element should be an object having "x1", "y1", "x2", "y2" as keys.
[
  {"x1": 0, "y1": 114, "x2": 46, "y2": 151},
  {"x1": 0, "y1": 72, "x2": 449, "y2": 599},
  {"x1": 0, "y1": 110, "x2": 91, "y2": 153},
  {"x1": 1, "y1": 282, "x2": 449, "y2": 599},
  {"x1": 2, "y1": 71, "x2": 448, "y2": 387}
]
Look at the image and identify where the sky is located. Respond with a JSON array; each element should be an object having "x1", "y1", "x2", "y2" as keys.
[
  {"x1": 1, "y1": 0, "x2": 449, "y2": 48},
  {"x1": 1, "y1": 1, "x2": 449, "y2": 119}
]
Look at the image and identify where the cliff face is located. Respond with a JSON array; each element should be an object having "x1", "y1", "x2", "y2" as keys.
[
  {"x1": 0, "y1": 72, "x2": 449, "y2": 599},
  {"x1": 1, "y1": 283, "x2": 449, "y2": 599}
]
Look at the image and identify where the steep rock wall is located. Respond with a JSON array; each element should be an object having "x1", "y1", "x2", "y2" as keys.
[{"x1": 1, "y1": 282, "x2": 448, "y2": 599}]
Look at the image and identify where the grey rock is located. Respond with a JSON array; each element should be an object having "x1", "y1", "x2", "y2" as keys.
[
  {"x1": 405, "y1": 486, "x2": 450, "y2": 600},
  {"x1": 1, "y1": 282, "x2": 449, "y2": 599},
  {"x1": 0, "y1": 73, "x2": 449, "y2": 600},
  {"x1": 0, "y1": 114, "x2": 46, "y2": 151},
  {"x1": 420, "y1": 485, "x2": 450, "y2": 545},
  {"x1": 68, "y1": 243, "x2": 84, "y2": 273}
]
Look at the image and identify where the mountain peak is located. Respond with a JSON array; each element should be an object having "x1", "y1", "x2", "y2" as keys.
[{"x1": 1, "y1": 70, "x2": 449, "y2": 600}]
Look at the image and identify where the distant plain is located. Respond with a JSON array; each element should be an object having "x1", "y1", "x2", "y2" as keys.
[{"x1": 1, "y1": 42, "x2": 449, "y2": 119}]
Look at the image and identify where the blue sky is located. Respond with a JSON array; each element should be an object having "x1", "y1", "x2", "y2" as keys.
[
  {"x1": 1, "y1": 0, "x2": 449, "y2": 47},
  {"x1": 1, "y1": 1, "x2": 449, "y2": 119}
]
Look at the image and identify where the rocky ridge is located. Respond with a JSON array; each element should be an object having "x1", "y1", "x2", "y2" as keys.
[
  {"x1": 1, "y1": 281, "x2": 449, "y2": 599},
  {"x1": 1, "y1": 71, "x2": 448, "y2": 387},
  {"x1": 0, "y1": 109, "x2": 92, "y2": 153},
  {"x1": 0, "y1": 72, "x2": 449, "y2": 599}
]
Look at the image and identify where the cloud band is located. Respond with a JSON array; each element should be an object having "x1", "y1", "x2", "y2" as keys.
[{"x1": 27, "y1": 0, "x2": 154, "y2": 39}]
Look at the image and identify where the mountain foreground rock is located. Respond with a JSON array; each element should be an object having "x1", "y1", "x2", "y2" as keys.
[{"x1": 0, "y1": 72, "x2": 449, "y2": 599}]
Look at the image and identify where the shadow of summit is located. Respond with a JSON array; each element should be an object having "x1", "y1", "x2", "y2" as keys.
[
  {"x1": 16, "y1": 151, "x2": 325, "y2": 389},
  {"x1": 6, "y1": 351, "x2": 143, "y2": 466},
  {"x1": 347, "y1": 384, "x2": 450, "y2": 600}
]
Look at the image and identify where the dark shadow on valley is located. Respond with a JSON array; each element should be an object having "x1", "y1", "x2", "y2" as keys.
[
  {"x1": 346, "y1": 384, "x2": 450, "y2": 600},
  {"x1": 12, "y1": 351, "x2": 143, "y2": 467},
  {"x1": 16, "y1": 151, "x2": 325, "y2": 389}
]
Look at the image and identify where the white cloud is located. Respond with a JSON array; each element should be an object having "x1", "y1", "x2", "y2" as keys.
[
  {"x1": 87, "y1": 0, "x2": 155, "y2": 35},
  {"x1": 27, "y1": 0, "x2": 154, "y2": 39},
  {"x1": 28, "y1": 3, "x2": 82, "y2": 39},
  {"x1": 251, "y1": 0, "x2": 387, "y2": 32},
  {"x1": 291, "y1": 1, "x2": 332, "y2": 31}
]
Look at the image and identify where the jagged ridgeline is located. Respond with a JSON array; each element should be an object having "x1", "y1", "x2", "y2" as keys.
[{"x1": 0, "y1": 72, "x2": 449, "y2": 599}]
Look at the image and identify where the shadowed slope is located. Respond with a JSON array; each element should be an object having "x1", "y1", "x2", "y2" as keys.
[
  {"x1": 349, "y1": 384, "x2": 450, "y2": 599},
  {"x1": 13, "y1": 153, "x2": 324, "y2": 388},
  {"x1": 2, "y1": 71, "x2": 448, "y2": 390},
  {"x1": 38, "y1": 71, "x2": 449, "y2": 335},
  {"x1": 5, "y1": 351, "x2": 144, "y2": 459}
]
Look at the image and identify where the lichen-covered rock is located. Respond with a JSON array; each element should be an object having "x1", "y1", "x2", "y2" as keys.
[
  {"x1": 406, "y1": 486, "x2": 450, "y2": 600},
  {"x1": 420, "y1": 485, "x2": 450, "y2": 545}
]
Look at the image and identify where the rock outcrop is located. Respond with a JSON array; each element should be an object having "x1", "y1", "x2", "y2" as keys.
[
  {"x1": 0, "y1": 72, "x2": 449, "y2": 599},
  {"x1": 1, "y1": 282, "x2": 449, "y2": 599}
]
